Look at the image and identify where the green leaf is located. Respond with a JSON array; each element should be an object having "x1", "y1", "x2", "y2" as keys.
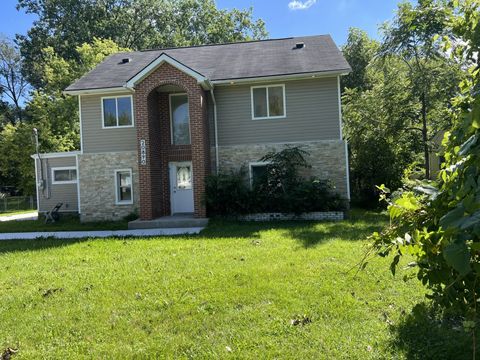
[
  {"x1": 458, "y1": 134, "x2": 477, "y2": 156},
  {"x1": 395, "y1": 193, "x2": 420, "y2": 211},
  {"x1": 390, "y1": 254, "x2": 401, "y2": 276},
  {"x1": 470, "y1": 242, "x2": 480, "y2": 251},
  {"x1": 414, "y1": 185, "x2": 439, "y2": 199},
  {"x1": 460, "y1": 210, "x2": 480, "y2": 230},
  {"x1": 440, "y1": 205, "x2": 465, "y2": 229},
  {"x1": 443, "y1": 242, "x2": 471, "y2": 276}
]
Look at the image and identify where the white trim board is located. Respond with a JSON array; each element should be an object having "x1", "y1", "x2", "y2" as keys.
[
  {"x1": 64, "y1": 86, "x2": 134, "y2": 96},
  {"x1": 126, "y1": 53, "x2": 208, "y2": 89},
  {"x1": 78, "y1": 95, "x2": 84, "y2": 153},
  {"x1": 75, "y1": 154, "x2": 82, "y2": 214},
  {"x1": 213, "y1": 70, "x2": 350, "y2": 86},
  {"x1": 31, "y1": 151, "x2": 80, "y2": 160},
  {"x1": 34, "y1": 158, "x2": 40, "y2": 213},
  {"x1": 63, "y1": 70, "x2": 351, "y2": 96}
]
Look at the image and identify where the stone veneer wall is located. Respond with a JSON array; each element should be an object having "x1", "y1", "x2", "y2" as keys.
[
  {"x1": 217, "y1": 140, "x2": 349, "y2": 199},
  {"x1": 238, "y1": 211, "x2": 344, "y2": 221},
  {"x1": 78, "y1": 151, "x2": 140, "y2": 222}
]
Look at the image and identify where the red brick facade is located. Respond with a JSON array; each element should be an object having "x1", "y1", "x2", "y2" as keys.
[{"x1": 134, "y1": 63, "x2": 210, "y2": 220}]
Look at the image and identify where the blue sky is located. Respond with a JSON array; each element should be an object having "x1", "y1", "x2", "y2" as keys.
[{"x1": 0, "y1": 0, "x2": 408, "y2": 46}]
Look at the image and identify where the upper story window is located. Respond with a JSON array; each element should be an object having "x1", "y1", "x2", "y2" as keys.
[
  {"x1": 170, "y1": 93, "x2": 191, "y2": 145},
  {"x1": 52, "y1": 167, "x2": 77, "y2": 185},
  {"x1": 102, "y1": 96, "x2": 134, "y2": 128},
  {"x1": 251, "y1": 84, "x2": 286, "y2": 120}
]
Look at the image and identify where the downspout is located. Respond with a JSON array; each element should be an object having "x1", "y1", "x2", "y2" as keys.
[
  {"x1": 209, "y1": 87, "x2": 219, "y2": 175},
  {"x1": 33, "y1": 128, "x2": 49, "y2": 199}
]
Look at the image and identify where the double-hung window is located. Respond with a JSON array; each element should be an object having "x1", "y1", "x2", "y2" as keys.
[
  {"x1": 52, "y1": 167, "x2": 77, "y2": 185},
  {"x1": 115, "y1": 169, "x2": 133, "y2": 205},
  {"x1": 102, "y1": 96, "x2": 134, "y2": 128},
  {"x1": 251, "y1": 84, "x2": 286, "y2": 120}
]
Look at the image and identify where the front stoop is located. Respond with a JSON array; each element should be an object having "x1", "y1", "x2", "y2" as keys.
[{"x1": 128, "y1": 215, "x2": 209, "y2": 230}]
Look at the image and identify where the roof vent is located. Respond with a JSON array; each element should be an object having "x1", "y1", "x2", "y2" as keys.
[
  {"x1": 295, "y1": 42, "x2": 305, "y2": 49},
  {"x1": 121, "y1": 58, "x2": 131, "y2": 64}
]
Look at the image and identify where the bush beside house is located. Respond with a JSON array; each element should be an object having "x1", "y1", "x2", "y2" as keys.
[{"x1": 205, "y1": 147, "x2": 347, "y2": 217}]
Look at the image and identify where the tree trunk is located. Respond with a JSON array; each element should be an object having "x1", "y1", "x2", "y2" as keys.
[{"x1": 421, "y1": 94, "x2": 430, "y2": 179}]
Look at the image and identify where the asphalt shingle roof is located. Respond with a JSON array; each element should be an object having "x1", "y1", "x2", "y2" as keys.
[{"x1": 65, "y1": 35, "x2": 350, "y2": 91}]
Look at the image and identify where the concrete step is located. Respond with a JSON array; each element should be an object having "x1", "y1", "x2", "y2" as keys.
[{"x1": 128, "y1": 216, "x2": 209, "y2": 230}]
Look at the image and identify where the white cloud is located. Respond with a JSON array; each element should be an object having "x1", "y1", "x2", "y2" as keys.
[{"x1": 288, "y1": 0, "x2": 317, "y2": 10}]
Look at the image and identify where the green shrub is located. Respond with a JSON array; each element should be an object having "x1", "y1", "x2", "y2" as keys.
[
  {"x1": 205, "y1": 147, "x2": 347, "y2": 216},
  {"x1": 205, "y1": 168, "x2": 251, "y2": 216}
]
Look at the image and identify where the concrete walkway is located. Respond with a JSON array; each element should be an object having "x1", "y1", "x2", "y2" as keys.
[
  {"x1": 0, "y1": 211, "x2": 38, "y2": 222},
  {"x1": 0, "y1": 227, "x2": 205, "y2": 240}
]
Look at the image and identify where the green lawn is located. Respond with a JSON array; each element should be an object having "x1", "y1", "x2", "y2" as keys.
[
  {"x1": 0, "y1": 211, "x2": 472, "y2": 359},
  {"x1": 0, "y1": 215, "x2": 128, "y2": 233},
  {"x1": 0, "y1": 209, "x2": 37, "y2": 216}
]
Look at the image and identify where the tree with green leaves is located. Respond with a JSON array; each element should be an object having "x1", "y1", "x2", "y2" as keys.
[
  {"x1": 0, "y1": 38, "x2": 127, "y2": 194},
  {"x1": 343, "y1": 53, "x2": 421, "y2": 206},
  {"x1": 369, "y1": 0, "x2": 480, "y2": 353},
  {"x1": 342, "y1": 3, "x2": 463, "y2": 206},
  {"x1": 0, "y1": 36, "x2": 29, "y2": 122},
  {"x1": 341, "y1": 27, "x2": 380, "y2": 92},
  {"x1": 380, "y1": 0, "x2": 461, "y2": 179},
  {"x1": 16, "y1": 0, "x2": 267, "y2": 88}
]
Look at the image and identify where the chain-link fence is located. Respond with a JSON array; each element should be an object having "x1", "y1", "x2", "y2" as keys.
[{"x1": 0, "y1": 196, "x2": 36, "y2": 214}]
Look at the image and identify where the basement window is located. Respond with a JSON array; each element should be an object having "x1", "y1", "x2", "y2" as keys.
[
  {"x1": 251, "y1": 84, "x2": 286, "y2": 120},
  {"x1": 249, "y1": 162, "x2": 270, "y2": 187},
  {"x1": 115, "y1": 169, "x2": 133, "y2": 205},
  {"x1": 102, "y1": 96, "x2": 134, "y2": 128}
]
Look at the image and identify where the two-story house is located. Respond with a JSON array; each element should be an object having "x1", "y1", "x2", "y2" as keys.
[{"x1": 32, "y1": 35, "x2": 351, "y2": 224}]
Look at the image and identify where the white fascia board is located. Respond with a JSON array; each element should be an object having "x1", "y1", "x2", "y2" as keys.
[
  {"x1": 63, "y1": 86, "x2": 134, "y2": 96},
  {"x1": 212, "y1": 70, "x2": 350, "y2": 86},
  {"x1": 31, "y1": 151, "x2": 81, "y2": 160},
  {"x1": 125, "y1": 53, "x2": 208, "y2": 89}
]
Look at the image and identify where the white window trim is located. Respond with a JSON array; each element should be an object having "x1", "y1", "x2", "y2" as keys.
[
  {"x1": 51, "y1": 166, "x2": 78, "y2": 185},
  {"x1": 249, "y1": 161, "x2": 271, "y2": 187},
  {"x1": 101, "y1": 95, "x2": 135, "y2": 129},
  {"x1": 169, "y1": 93, "x2": 191, "y2": 145},
  {"x1": 251, "y1": 84, "x2": 287, "y2": 120},
  {"x1": 114, "y1": 168, "x2": 133, "y2": 205}
]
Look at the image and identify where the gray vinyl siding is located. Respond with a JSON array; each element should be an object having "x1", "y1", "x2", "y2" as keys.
[
  {"x1": 36, "y1": 156, "x2": 79, "y2": 212},
  {"x1": 81, "y1": 94, "x2": 137, "y2": 153},
  {"x1": 215, "y1": 77, "x2": 341, "y2": 146}
]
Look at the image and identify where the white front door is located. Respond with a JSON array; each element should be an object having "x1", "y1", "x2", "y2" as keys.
[{"x1": 169, "y1": 162, "x2": 194, "y2": 214}]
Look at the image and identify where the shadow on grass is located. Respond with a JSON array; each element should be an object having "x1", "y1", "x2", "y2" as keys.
[
  {"x1": 288, "y1": 221, "x2": 384, "y2": 248},
  {"x1": 0, "y1": 237, "x2": 89, "y2": 254},
  {"x1": 390, "y1": 303, "x2": 474, "y2": 360},
  {"x1": 202, "y1": 210, "x2": 388, "y2": 248},
  {"x1": 0, "y1": 209, "x2": 388, "y2": 253}
]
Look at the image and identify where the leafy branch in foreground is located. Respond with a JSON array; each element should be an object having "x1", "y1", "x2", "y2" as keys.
[{"x1": 368, "y1": 0, "x2": 480, "y2": 354}]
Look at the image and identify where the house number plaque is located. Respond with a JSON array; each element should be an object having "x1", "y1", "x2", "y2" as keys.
[{"x1": 140, "y1": 139, "x2": 147, "y2": 165}]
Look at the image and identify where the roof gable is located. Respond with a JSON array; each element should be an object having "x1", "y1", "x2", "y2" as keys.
[{"x1": 125, "y1": 53, "x2": 208, "y2": 89}]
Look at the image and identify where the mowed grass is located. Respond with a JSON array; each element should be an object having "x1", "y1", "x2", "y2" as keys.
[
  {"x1": 0, "y1": 211, "x2": 472, "y2": 359},
  {"x1": 0, "y1": 210, "x2": 37, "y2": 216},
  {"x1": 0, "y1": 215, "x2": 128, "y2": 233}
]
